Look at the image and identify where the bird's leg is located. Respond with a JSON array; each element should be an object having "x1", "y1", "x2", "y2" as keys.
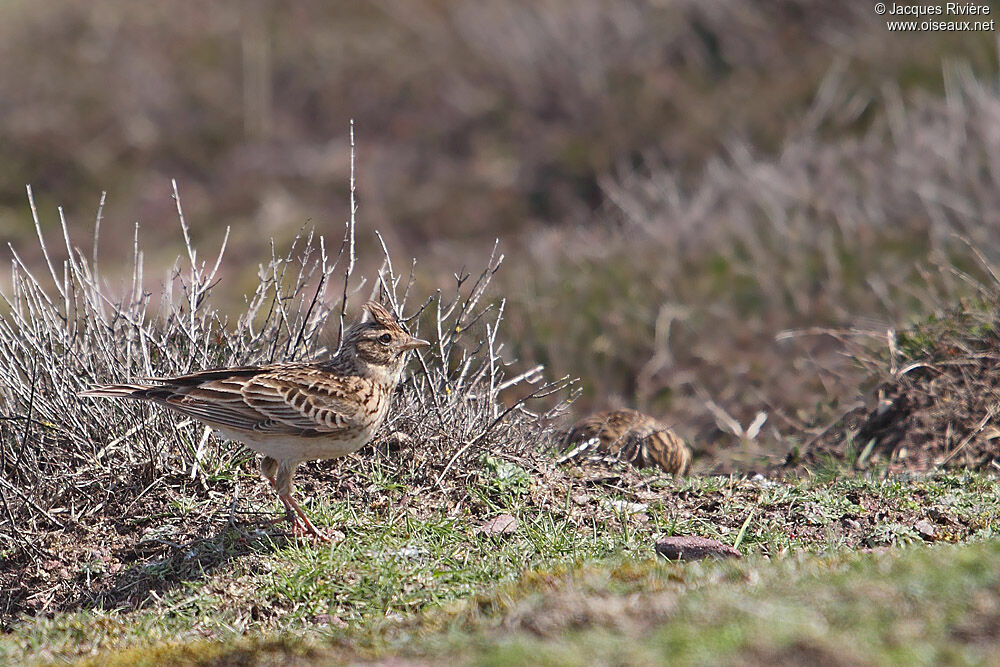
[
  {"x1": 258, "y1": 456, "x2": 293, "y2": 526},
  {"x1": 260, "y1": 455, "x2": 302, "y2": 529},
  {"x1": 279, "y1": 491, "x2": 329, "y2": 542},
  {"x1": 260, "y1": 456, "x2": 280, "y2": 489},
  {"x1": 273, "y1": 460, "x2": 330, "y2": 542}
]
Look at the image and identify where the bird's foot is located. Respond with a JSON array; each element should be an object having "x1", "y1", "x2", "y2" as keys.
[
  {"x1": 287, "y1": 516, "x2": 332, "y2": 543},
  {"x1": 262, "y1": 512, "x2": 336, "y2": 543},
  {"x1": 288, "y1": 520, "x2": 344, "y2": 543},
  {"x1": 273, "y1": 495, "x2": 340, "y2": 543}
]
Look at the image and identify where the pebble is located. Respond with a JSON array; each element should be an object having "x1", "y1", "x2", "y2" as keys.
[
  {"x1": 914, "y1": 519, "x2": 936, "y2": 540},
  {"x1": 601, "y1": 500, "x2": 649, "y2": 515},
  {"x1": 475, "y1": 513, "x2": 518, "y2": 536},
  {"x1": 655, "y1": 536, "x2": 742, "y2": 561}
]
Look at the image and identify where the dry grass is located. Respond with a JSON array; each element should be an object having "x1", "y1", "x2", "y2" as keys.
[
  {"x1": 1, "y1": 2, "x2": 986, "y2": 269},
  {"x1": 504, "y1": 62, "x2": 1000, "y2": 469},
  {"x1": 1, "y1": 1, "x2": 995, "y2": 437}
]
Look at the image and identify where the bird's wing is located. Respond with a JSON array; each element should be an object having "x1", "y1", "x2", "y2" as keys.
[
  {"x1": 239, "y1": 367, "x2": 368, "y2": 434},
  {"x1": 146, "y1": 365, "x2": 367, "y2": 437}
]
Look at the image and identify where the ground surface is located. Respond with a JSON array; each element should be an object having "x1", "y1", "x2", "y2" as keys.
[{"x1": 3, "y1": 450, "x2": 999, "y2": 664}]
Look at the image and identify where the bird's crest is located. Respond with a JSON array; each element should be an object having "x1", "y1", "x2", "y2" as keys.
[{"x1": 362, "y1": 300, "x2": 398, "y2": 329}]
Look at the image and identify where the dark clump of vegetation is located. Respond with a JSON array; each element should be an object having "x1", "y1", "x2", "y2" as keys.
[{"x1": 798, "y1": 289, "x2": 1000, "y2": 474}]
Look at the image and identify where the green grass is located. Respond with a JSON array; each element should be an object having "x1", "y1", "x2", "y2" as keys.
[
  {"x1": 432, "y1": 540, "x2": 1000, "y2": 665},
  {"x1": 4, "y1": 470, "x2": 1000, "y2": 664}
]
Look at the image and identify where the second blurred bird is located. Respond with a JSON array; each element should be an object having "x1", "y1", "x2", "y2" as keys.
[{"x1": 559, "y1": 409, "x2": 691, "y2": 475}]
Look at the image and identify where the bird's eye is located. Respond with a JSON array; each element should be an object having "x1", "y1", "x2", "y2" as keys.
[{"x1": 378, "y1": 333, "x2": 392, "y2": 344}]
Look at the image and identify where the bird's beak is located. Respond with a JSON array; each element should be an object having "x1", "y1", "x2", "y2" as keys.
[{"x1": 401, "y1": 336, "x2": 431, "y2": 351}]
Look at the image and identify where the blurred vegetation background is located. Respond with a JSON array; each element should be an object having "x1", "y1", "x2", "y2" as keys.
[{"x1": 2, "y1": 0, "x2": 998, "y2": 467}]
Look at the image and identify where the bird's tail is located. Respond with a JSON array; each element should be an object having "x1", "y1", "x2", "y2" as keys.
[{"x1": 78, "y1": 384, "x2": 156, "y2": 399}]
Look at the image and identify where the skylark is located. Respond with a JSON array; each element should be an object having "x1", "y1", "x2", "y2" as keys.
[
  {"x1": 79, "y1": 300, "x2": 429, "y2": 541},
  {"x1": 558, "y1": 409, "x2": 691, "y2": 475}
]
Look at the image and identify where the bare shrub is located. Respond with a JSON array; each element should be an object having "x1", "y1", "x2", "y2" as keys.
[{"x1": 0, "y1": 180, "x2": 572, "y2": 563}]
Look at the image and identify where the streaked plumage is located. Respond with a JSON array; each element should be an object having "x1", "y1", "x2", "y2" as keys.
[
  {"x1": 559, "y1": 409, "x2": 691, "y2": 475},
  {"x1": 79, "y1": 300, "x2": 429, "y2": 541}
]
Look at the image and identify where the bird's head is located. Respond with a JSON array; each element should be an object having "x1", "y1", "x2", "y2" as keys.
[{"x1": 341, "y1": 301, "x2": 429, "y2": 380}]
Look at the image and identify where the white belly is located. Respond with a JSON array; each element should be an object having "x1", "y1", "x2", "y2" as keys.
[{"x1": 215, "y1": 427, "x2": 373, "y2": 462}]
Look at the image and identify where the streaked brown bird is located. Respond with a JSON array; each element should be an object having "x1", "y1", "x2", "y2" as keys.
[
  {"x1": 79, "y1": 300, "x2": 429, "y2": 541},
  {"x1": 558, "y1": 409, "x2": 691, "y2": 475}
]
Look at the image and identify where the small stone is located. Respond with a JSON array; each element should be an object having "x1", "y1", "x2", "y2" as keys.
[
  {"x1": 602, "y1": 500, "x2": 649, "y2": 515},
  {"x1": 475, "y1": 514, "x2": 517, "y2": 536},
  {"x1": 914, "y1": 519, "x2": 936, "y2": 540},
  {"x1": 571, "y1": 493, "x2": 590, "y2": 506},
  {"x1": 655, "y1": 536, "x2": 742, "y2": 561},
  {"x1": 750, "y1": 473, "x2": 778, "y2": 488},
  {"x1": 313, "y1": 614, "x2": 347, "y2": 628},
  {"x1": 389, "y1": 545, "x2": 428, "y2": 560}
]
